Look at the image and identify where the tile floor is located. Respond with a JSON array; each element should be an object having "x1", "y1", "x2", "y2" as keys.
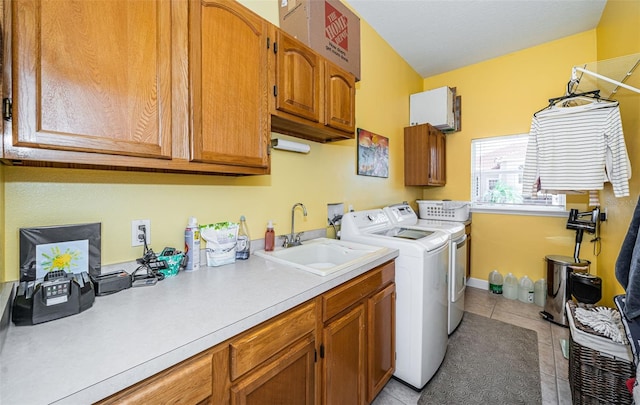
[{"x1": 372, "y1": 286, "x2": 572, "y2": 405}]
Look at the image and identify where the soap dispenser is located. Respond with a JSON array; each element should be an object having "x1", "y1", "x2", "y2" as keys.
[{"x1": 265, "y1": 220, "x2": 275, "y2": 252}]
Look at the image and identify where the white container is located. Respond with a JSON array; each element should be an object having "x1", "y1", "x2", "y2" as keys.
[
  {"x1": 518, "y1": 276, "x2": 534, "y2": 303},
  {"x1": 416, "y1": 200, "x2": 470, "y2": 221},
  {"x1": 503, "y1": 273, "x2": 518, "y2": 300},
  {"x1": 488, "y1": 270, "x2": 503, "y2": 294},
  {"x1": 409, "y1": 86, "x2": 455, "y2": 130},
  {"x1": 184, "y1": 216, "x2": 200, "y2": 271},
  {"x1": 534, "y1": 278, "x2": 546, "y2": 307}
]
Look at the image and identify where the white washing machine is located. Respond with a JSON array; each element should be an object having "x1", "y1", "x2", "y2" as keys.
[
  {"x1": 384, "y1": 203, "x2": 467, "y2": 335},
  {"x1": 341, "y1": 209, "x2": 450, "y2": 390}
]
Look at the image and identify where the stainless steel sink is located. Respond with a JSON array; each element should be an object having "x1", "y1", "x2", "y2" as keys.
[{"x1": 254, "y1": 238, "x2": 388, "y2": 276}]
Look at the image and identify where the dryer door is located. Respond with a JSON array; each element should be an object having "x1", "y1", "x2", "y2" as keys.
[{"x1": 451, "y1": 235, "x2": 467, "y2": 301}]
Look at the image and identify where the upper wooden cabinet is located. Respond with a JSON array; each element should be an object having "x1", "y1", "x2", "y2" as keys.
[
  {"x1": 3, "y1": 0, "x2": 270, "y2": 175},
  {"x1": 189, "y1": 0, "x2": 270, "y2": 170},
  {"x1": 272, "y1": 30, "x2": 322, "y2": 123},
  {"x1": 2, "y1": 0, "x2": 355, "y2": 173},
  {"x1": 271, "y1": 29, "x2": 355, "y2": 143},
  {"x1": 324, "y1": 62, "x2": 356, "y2": 134},
  {"x1": 404, "y1": 123, "x2": 446, "y2": 186},
  {"x1": 6, "y1": 0, "x2": 173, "y2": 159}
]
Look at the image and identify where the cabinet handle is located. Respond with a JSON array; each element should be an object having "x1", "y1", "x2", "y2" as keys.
[{"x1": 3, "y1": 98, "x2": 12, "y2": 121}]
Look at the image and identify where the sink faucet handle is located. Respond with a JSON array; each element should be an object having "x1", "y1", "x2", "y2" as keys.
[
  {"x1": 294, "y1": 232, "x2": 304, "y2": 244},
  {"x1": 282, "y1": 235, "x2": 290, "y2": 248}
]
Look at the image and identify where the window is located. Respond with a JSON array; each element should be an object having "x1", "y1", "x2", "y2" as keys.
[{"x1": 471, "y1": 134, "x2": 566, "y2": 215}]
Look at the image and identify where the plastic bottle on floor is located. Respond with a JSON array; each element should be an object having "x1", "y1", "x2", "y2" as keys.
[
  {"x1": 534, "y1": 278, "x2": 546, "y2": 307},
  {"x1": 503, "y1": 273, "x2": 518, "y2": 300},
  {"x1": 488, "y1": 270, "x2": 503, "y2": 294},
  {"x1": 518, "y1": 275, "x2": 534, "y2": 303}
]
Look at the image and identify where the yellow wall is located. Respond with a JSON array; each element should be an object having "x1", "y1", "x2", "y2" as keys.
[
  {"x1": 422, "y1": 31, "x2": 599, "y2": 285},
  {"x1": 422, "y1": 0, "x2": 640, "y2": 306},
  {"x1": 0, "y1": 1, "x2": 423, "y2": 281},
  {"x1": 594, "y1": 0, "x2": 640, "y2": 305}
]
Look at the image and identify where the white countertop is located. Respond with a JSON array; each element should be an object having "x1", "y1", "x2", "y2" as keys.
[{"x1": 0, "y1": 246, "x2": 398, "y2": 405}]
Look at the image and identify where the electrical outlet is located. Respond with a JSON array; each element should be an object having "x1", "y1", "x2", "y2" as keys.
[{"x1": 131, "y1": 219, "x2": 151, "y2": 247}]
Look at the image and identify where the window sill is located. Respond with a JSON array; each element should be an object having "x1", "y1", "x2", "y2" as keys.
[{"x1": 471, "y1": 205, "x2": 569, "y2": 218}]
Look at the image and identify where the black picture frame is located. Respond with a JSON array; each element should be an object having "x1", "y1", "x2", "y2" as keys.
[{"x1": 19, "y1": 223, "x2": 102, "y2": 282}]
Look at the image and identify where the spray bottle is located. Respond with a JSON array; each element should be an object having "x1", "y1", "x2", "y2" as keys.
[{"x1": 185, "y1": 217, "x2": 200, "y2": 271}]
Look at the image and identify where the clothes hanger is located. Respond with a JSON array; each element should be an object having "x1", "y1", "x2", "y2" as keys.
[{"x1": 534, "y1": 88, "x2": 617, "y2": 117}]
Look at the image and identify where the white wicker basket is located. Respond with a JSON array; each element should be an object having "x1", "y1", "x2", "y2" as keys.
[{"x1": 416, "y1": 200, "x2": 470, "y2": 221}]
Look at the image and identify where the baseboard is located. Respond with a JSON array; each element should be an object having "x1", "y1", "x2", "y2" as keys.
[{"x1": 467, "y1": 277, "x2": 488, "y2": 290}]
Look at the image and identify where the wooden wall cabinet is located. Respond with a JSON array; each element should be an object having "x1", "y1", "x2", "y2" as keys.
[
  {"x1": 98, "y1": 262, "x2": 395, "y2": 405},
  {"x1": 188, "y1": 0, "x2": 270, "y2": 172},
  {"x1": 404, "y1": 123, "x2": 446, "y2": 186},
  {"x1": 5, "y1": 0, "x2": 173, "y2": 160},
  {"x1": 3, "y1": 0, "x2": 270, "y2": 175},
  {"x1": 270, "y1": 29, "x2": 356, "y2": 143}
]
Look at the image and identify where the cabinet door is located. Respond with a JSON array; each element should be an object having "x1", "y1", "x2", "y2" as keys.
[
  {"x1": 10, "y1": 0, "x2": 172, "y2": 159},
  {"x1": 322, "y1": 304, "x2": 366, "y2": 405},
  {"x1": 429, "y1": 126, "x2": 446, "y2": 185},
  {"x1": 367, "y1": 283, "x2": 396, "y2": 402},
  {"x1": 190, "y1": 0, "x2": 270, "y2": 169},
  {"x1": 324, "y1": 62, "x2": 355, "y2": 133},
  {"x1": 230, "y1": 336, "x2": 316, "y2": 405},
  {"x1": 404, "y1": 124, "x2": 446, "y2": 186},
  {"x1": 273, "y1": 30, "x2": 321, "y2": 123}
]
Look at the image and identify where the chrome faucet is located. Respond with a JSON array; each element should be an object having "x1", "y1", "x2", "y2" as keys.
[{"x1": 284, "y1": 203, "x2": 307, "y2": 247}]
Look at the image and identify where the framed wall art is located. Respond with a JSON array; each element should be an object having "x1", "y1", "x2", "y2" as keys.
[{"x1": 357, "y1": 128, "x2": 389, "y2": 178}]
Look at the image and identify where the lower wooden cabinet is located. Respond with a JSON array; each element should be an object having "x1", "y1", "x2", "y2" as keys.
[
  {"x1": 97, "y1": 261, "x2": 395, "y2": 405},
  {"x1": 97, "y1": 351, "x2": 215, "y2": 404},
  {"x1": 322, "y1": 304, "x2": 366, "y2": 405},
  {"x1": 319, "y1": 260, "x2": 396, "y2": 404},
  {"x1": 230, "y1": 336, "x2": 316, "y2": 405},
  {"x1": 367, "y1": 283, "x2": 396, "y2": 402}
]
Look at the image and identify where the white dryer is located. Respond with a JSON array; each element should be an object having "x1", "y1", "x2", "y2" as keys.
[
  {"x1": 341, "y1": 209, "x2": 450, "y2": 390},
  {"x1": 384, "y1": 203, "x2": 467, "y2": 335}
]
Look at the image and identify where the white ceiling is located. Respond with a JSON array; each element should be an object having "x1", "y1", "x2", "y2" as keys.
[{"x1": 347, "y1": 0, "x2": 608, "y2": 78}]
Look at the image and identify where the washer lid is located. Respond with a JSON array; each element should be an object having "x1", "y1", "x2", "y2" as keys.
[{"x1": 373, "y1": 227, "x2": 436, "y2": 240}]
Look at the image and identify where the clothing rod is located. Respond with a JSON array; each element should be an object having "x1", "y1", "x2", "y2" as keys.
[{"x1": 572, "y1": 66, "x2": 640, "y2": 94}]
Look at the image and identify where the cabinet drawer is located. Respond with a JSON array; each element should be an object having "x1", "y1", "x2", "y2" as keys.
[
  {"x1": 97, "y1": 351, "x2": 213, "y2": 404},
  {"x1": 322, "y1": 261, "x2": 395, "y2": 322},
  {"x1": 230, "y1": 300, "x2": 316, "y2": 380}
]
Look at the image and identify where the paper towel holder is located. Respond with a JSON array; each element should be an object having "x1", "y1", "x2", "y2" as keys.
[{"x1": 271, "y1": 138, "x2": 310, "y2": 154}]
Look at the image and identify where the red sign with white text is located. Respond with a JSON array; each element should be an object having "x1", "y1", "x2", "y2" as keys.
[{"x1": 325, "y1": 2, "x2": 348, "y2": 51}]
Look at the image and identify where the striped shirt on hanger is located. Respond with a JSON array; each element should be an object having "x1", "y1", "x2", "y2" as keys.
[{"x1": 522, "y1": 103, "x2": 630, "y2": 198}]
